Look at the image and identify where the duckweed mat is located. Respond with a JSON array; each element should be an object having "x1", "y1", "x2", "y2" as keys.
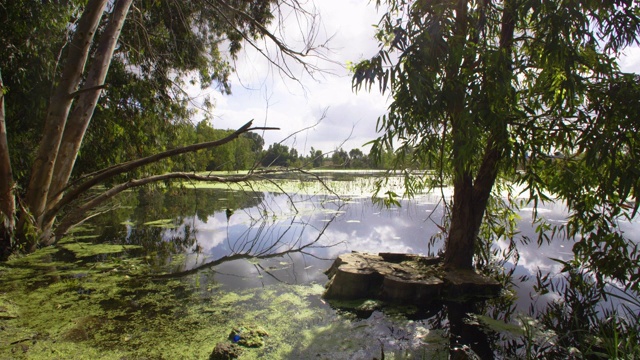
[{"x1": 0, "y1": 243, "x2": 448, "y2": 360}]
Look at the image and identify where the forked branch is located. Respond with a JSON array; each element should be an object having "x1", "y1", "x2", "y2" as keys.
[{"x1": 45, "y1": 120, "x2": 278, "y2": 224}]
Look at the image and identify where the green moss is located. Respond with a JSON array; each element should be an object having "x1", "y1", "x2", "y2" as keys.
[
  {"x1": 295, "y1": 283, "x2": 325, "y2": 297},
  {"x1": 327, "y1": 298, "x2": 385, "y2": 312},
  {"x1": 229, "y1": 325, "x2": 269, "y2": 347},
  {"x1": 217, "y1": 291, "x2": 255, "y2": 305}
]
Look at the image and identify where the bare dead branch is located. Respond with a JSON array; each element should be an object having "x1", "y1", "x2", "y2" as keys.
[
  {"x1": 53, "y1": 165, "x2": 311, "y2": 240},
  {"x1": 45, "y1": 120, "x2": 277, "y2": 223},
  {"x1": 208, "y1": 0, "x2": 336, "y2": 83},
  {"x1": 53, "y1": 172, "x2": 253, "y2": 239}
]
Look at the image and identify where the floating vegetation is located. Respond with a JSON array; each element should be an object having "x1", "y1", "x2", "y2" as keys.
[
  {"x1": 0, "y1": 241, "x2": 454, "y2": 359},
  {"x1": 2, "y1": 172, "x2": 638, "y2": 359},
  {"x1": 142, "y1": 218, "x2": 178, "y2": 228},
  {"x1": 60, "y1": 242, "x2": 142, "y2": 258}
]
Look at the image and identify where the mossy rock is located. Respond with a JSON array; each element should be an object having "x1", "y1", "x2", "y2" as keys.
[
  {"x1": 209, "y1": 342, "x2": 243, "y2": 360},
  {"x1": 228, "y1": 325, "x2": 269, "y2": 348}
]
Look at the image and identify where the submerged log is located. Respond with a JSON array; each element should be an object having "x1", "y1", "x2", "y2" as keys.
[{"x1": 323, "y1": 252, "x2": 501, "y2": 304}]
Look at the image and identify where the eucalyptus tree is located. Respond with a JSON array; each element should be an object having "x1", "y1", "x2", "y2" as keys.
[
  {"x1": 354, "y1": 0, "x2": 640, "y2": 286},
  {"x1": 0, "y1": 0, "x2": 326, "y2": 258},
  {"x1": 348, "y1": 148, "x2": 366, "y2": 168}
]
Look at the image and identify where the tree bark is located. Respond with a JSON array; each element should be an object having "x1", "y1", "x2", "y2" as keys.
[
  {"x1": 442, "y1": 0, "x2": 473, "y2": 270},
  {"x1": 23, "y1": 0, "x2": 108, "y2": 229},
  {"x1": 45, "y1": 0, "x2": 133, "y2": 233},
  {"x1": 0, "y1": 70, "x2": 15, "y2": 234},
  {"x1": 445, "y1": 174, "x2": 476, "y2": 269}
]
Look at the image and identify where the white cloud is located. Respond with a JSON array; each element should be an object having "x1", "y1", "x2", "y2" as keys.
[
  {"x1": 619, "y1": 45, "x2": 640, "y2": 73},
  {"x1": 190, "y1": 0, "x2": 387, "y2": 154},
  {"x1": 192, "y1": 3, "x2": 640, "y2": 155}
]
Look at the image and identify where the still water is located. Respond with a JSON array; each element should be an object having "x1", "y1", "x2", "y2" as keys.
[{"x1": 1, "y1": 172, "x2": 638, "y2": 359}]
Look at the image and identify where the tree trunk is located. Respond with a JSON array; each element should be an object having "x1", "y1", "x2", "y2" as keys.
[
  {"x1": 44, "y1": 0, "x2": 133, "y2": 233},
  {"x1": 444, "y1": 143, "x2": 502, "y2": 269},
  {"x1": 0, "y1": 70, "x2": 16, "y2": 258},
  {"x1": 442, "y1": 0, "x2": 515, "y2": 270},
  {"x1": 445, "y1": 174, "x2": 476, "y2": 269},
  {"x1": 23, "y1": 0, "x2": 108, "y2": 231}
]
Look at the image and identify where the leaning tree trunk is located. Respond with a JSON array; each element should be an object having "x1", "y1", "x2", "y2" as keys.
[
  {"x1": 22, "y1": 0, "x2": 108, "y2": 237},
  {"x1": 445, "y1": 174, "x2": 477, "y2": 269},
  {"x1": 44, "y1": 0, "x2": 133, "y2": 233},
  {"x1": 443, "y1": 144, "x2": 502, "y2": 270}
]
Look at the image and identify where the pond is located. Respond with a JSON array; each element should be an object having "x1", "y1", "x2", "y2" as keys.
[{"x1": 1, "y1": 171, "x2": 638, "y2": 359}]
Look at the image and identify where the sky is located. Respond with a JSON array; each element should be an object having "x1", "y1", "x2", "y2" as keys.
[
  {"x1": 188, "y1": 1, "x2": 640, "y2": 156},
  {"x1": 188, "y1": 0, "x2": 386, "y2": 155}
]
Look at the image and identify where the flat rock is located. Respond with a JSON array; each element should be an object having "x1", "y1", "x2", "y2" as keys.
[
  {"x1": 444, "y1": 269, "x2": 503, "y2": 299},
  {"x1": 323, "y1": 252, "x2": 501, "y2": 304}
]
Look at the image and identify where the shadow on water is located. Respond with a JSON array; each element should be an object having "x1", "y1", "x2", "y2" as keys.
[{"x1": 295, "y1": 299, "x2": 498, "y2": 359}]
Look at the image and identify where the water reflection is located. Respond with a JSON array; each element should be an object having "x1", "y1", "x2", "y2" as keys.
[
  {"x1": 96, "y1": 186, "x2": 590, "y2": 310},
  {"x1": 83, "y1": 180, "x2": 638, "y2": 358},
  {"x1": 145, "y1": 190, "x2": 574, "y2": 311}
]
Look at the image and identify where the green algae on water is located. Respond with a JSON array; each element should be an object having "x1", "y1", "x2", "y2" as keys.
[
  {"x1": 60, "y1": 242, "x2": 142, "y2": 258},
  {"x1": 142, "y1": 218, "x2": 177, "y2": 228},
  {"x1": 1, "y1": 246, "x2": 443, "y2": 359}
]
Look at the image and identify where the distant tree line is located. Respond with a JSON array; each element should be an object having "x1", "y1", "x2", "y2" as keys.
[{"x1": 169, "y1": 121, "x2": 416, "y2": 171}]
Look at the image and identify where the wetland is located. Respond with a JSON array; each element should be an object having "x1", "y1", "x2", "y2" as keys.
[{"x1": 1, "y1": 171, "x2": 638, "y2": 359}]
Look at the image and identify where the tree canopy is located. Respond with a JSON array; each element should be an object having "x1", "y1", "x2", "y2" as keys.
[
  {"x1": 355, "y1": 0, "x2": 640, "y2": 287},
  {"x1": 0, "y1": 0, "x2": 324, "y2": 258}
]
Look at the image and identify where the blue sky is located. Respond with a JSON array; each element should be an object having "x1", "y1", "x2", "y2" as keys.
[{"x1": 188, "y1": 1, "x2": 640, "y2": 156}]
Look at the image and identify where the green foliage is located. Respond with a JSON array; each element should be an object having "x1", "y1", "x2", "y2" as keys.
[
  {"x1": 0, "y1": 0, "x2": 279, "y2": 189},
  {"x1": 261, "y1": 143, "x2": 299, "y2": 167},
  {"x1": 356, "y1": 0, "x2": 640, "y2": 283},
  {"x1": 330, "y1": 148, "x2": 349, "y2": 168},
  {"x1": 308, "y1": 147, "x2": 324, "y2": 168},
  {"x1": 509, "y1": 268, "x2": 640, "y2": 359},
  {"x1": 0, "y1": 0, "x2": 78, "y2": 186},
  {"x1": 176, "y1": 121, "x2": 262, "y2": 172}
]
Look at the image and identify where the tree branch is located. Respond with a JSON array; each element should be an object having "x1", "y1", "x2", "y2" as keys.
[
  {"x1": 69, "y1": 84, "x2": 109, "y2": 97},
  {"x1": 44, "y1": 120, "x2": 277, "y2": 223},
  {"x1": 52, "y1": 165, "x2": 330, "y2": 241},
  {"x1": 208, "y1": 0, "x2": 335, "y2": 82},
  {"x1": 53, "y1": 171, "x2": 254, "y2": 239}
]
